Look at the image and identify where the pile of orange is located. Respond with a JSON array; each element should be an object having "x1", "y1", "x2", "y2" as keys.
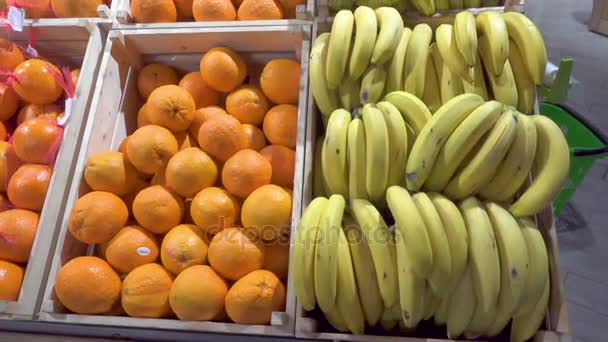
[
  {"x1": 1, "y1": 0, "x2": 110, "y2": 19},
  {"x1": 56, "y1": 46, "x2": 301, "y2": 325},
  {"x1": 0, "y1": 38, "x2": 80, "y2": 302}
]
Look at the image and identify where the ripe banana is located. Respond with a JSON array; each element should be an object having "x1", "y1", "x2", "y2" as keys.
[
  {"x1": 435, "y1": 0, "x2": 450, "y2": 10},
  {"x1": 479, "y1": 36, "x2": 518, "y2": 107},
  {"x1": 410, "y1": 0, "x2": 435, "y2": 15},
  {"x1": 310, "y1": 33, "x2": 339, "y2": 119},
  {"x1": 435, "y1": 24, "x2": 474, "y2": 83},
  {"x1": 386, "y1": 186, "x2": 433, "y2": 278},
  {"x1": 362, "y1": 104, "x2": 390, "y2": 203},
  {"x1": 440, "y1": 62, "x2": 465, "y2": 105},
  {"x1": 449, "y1": 0, "x2": 464, "y2": 9},
  {"x1": 405, "y1": 94, "x2": 484, "y2": 191},
  {"x1": 350, "y1": 6, "x2": 378, "y2": 80},
  {"x1": 424, "y1": 286, "x2": 441, "y2": 320},
  {"x1": 351, "y1": 199, "x2": 399, "y2": 308},
  {"x1": 339, "y1": 73, "x2": 361, "y2": 111},
  {"x1": 383, "y1": 91, "x2": 432, "y2": 137},
  {"x1": 503, "y1": 12, "x2": 548, "y2": 85},
  {"x1": 360, "y1": 64, "x2": 387, "y2": 104},
  {"x1": 413, "y1": 193, "x2": 452, "y2": 297},
  {"x1": 464, "y1": 0, "x2": 481, "y2": 6},
  {"x1": 434, "y1": 297, "x2": 449, "y2": 326},
  {"x1": 466, "y1": 300, "x2": 497, "y2": 337},
  {"x1": 445, "y1": 110, "x2": 518, "y2": 200},
  {"x1": 343, "y1": 214, "x2": 383, "y2": 326},
  {"x1": 508, "y1": 39, "x2": 536, "y2": 114},
  {"x1": 511, "y1": 277, "x2": 550, "y2": 342},
  {"x1": 326, "y1": 10, "x2": 355, "y2": 89},
  {"x1": 336, "y1": 223, "x2": 365, "y2": 334},
  {"x1": 325, "y1": 305, "x2": 349, "y2": 332},
  {"x1": 423, "y1": 52, "x2": 442, "y2": 112},
  {"x1": 314, "y1": 194, "x2": 345, "y2": 313},
  {"x1": 395, "y1": 228, "x2": 426, "y2": 328},
  {"x1": 313, "y1": 136, "x2": 328, "y2": 198},
  {"x1": 459, "y1": 197, "x2": 501, "y2": 316},
  {"x1": 510, "y1": 115, "x2": 570, "y2": 217},
  {"x1": 386, "y1": 28, "x2": 412, "y2": 94},
  {"x1": 430, "y1": 42, "x2": 444, "y2": 81},
  {"x1": 322, "y1": 109, "x2": 351, "y2": 198},
  {"x1": 347, "y1": 117, "x2": 368, "y2": 200},
  {"x1": 462, "y1": 52, "x2": 489, "y2": 100},
  {"x1": 446, "y1": 263, "x2": 476, "y2": 339},
  {"x1": 481, "y1": 113, "x2": 538, "y2": 202},
  {"x1": 403, "y1": 24, "x2": 433, "y2": 98},
  {"x1": 476, "y1": 11, "x2": 509, "y2": 77},
  {"x1": 377, "y1": 101, "x2": 408, "y2": 188},
  {"x1": 482, "y1": 0, "x2": 500, "y2": 5},
  {"x1": 425, "y1": 100, "x2": 503, "y2": 192},
  {"x1": 454, "y1": 11, "x2": 477, "y2": 68},
  {"x1": 372, "y1": 7, "x2": 404, "y2": 65}
]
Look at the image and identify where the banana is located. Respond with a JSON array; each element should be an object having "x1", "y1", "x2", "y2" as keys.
[
  {"x1": 503, "y1": 12, "x2": 548, "y2": 85},
  {"x1": 351, "y1": 199, "x2": 399, "y2": 308},
  {"x1": 412, "y1": 193, "x2": 452, "y2": 297},
  {"x1": 314, "y1": 194, "x2": 345, "y2": 313},
  {"x1": 423, "y1": 53, "x2": 442, "y2": 112},
  {"x1": 386, "y1": 186, "x2": 433, "y2": 278},
  {"x1": 459, "y1": 197, "x2": 501, "y2": 316},
  {"x1": 482, "y1": 0, "x2": 500, "y2": 5},
  {"x1": 339, "y1": 73, "x2": 361, "y2": 112},
  {"x1": 324, "y1": 305, "x2": 349, "y2": 332},
  {"x1": 372, "y1": 7, "x2": 404, "y2": 65},
  {"x1": 394, "y1": 228, "x2": 427, "y2": 328},
  {"x1": 476, "y1": 11, "x2": 509, "y2": 76},
  {"x1": 380, "y1": 308, "x2": 398, "y2": 331},
  {"x1": 404, "y1": 0, "x2": 417, "y2": 11},
  {"x1": 424, "y1": 286, "x2": 441, "y2": 320},
  {"x1": 466, "y1": 301, "x2": 497, "y2": 337},
  {"x1": 362, "y1": 104, "x2": 390, "y2": 203},
  {"x1": 434, "y1": 298, "x2": 449, "y2": 326},
  {"x1": 449, "y1": 0, "x2": 464, "y2": 9},
  {"x1": 322, "y1": 109, "x2": 351, "y2": 198},
  {"x1": 336, "y1": 223, "x2": 365, "y2": 334},
  {"x1": 513, "y1": 218, "x2": 549, "y2": 317},
  {"x1": 293, "y1": 197, "x2": 328, "y2": 311},
  {"x1": 481, "y1": 113, "x2": 538, "y2": 202},
  {"x1": 343, "y1": 214, "x2": 383, "y2": 326},
  {"x1": 511, "y1": 277, "x2": 550, "y2": 342},
  {"x1": 430, "y1": 42, "x2": 444, "y2": 81},
  {"x1": 347, "y1": 116, "x2": 368, "y2": 200},
  {"x1": 310, "y1": 33, "x2": 340, "y2": 119},
  {"x1": 508, "y1": 39, "x2": 536, "y2": 114},
  {"x1": 479, "y1": 36, "x2": 518, "y2": 107},
  {"x1": 425, "y1": 101, "x2": 503, "y2": 192},
  {"x1": 435, "y1": 0, "x2": 450, "y2": 10},
  {"x1": 446, "y1": 263, "x2": 476, "y2": 339},
  {"x1": 510, "y1": 115, "x2": 570, "y2": 217},
  {"x1": 410, "y1": 0, "x2": 435, "y2": 15},
  {"x1": 350, "y1": 6, "x2": 378, "y2": 80},
  {"x1": 403, "y1": 24, "x2": 433, "y2": 98},
  {"x1": 462, "y1": 51, "x2": 490, "y2": 100},
  {"x1": 440, "y1": 62, "x2": 465, "y2": 105},
  {"x1": 405, "y1": 94, "x2": 484, "y2": 191},
  {"x1": 326, "y1": 10, "x2": 355, "y2": 89},
  {"x1": 444, "y1": 110, "x2": 518, "y2": 200},
  {"x1": 360, "y1": 64, "x2": 387, "y2": 104},
  {"x1": 464, "y1": 0, "x2": 481, "y2": 6},
  {"x1": 313, "y1": 136, "x2": 328, "y2": 198},
  {"x1": 386, "y1": 28, "x2": 412, "y2": 94},
  {"x1": 377, "y1": 101, "x2": 408, "y2": 188},
  {"x1": 435, "y1": 24, "x2": 474, "y2": 83},
  {"x1": 383, "y1": 91, "x2": 432, "y2": 137},
  {"x1": 453, "y1": 11, "x2": 477, "y2": 68}
]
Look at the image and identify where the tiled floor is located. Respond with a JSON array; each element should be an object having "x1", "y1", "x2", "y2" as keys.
[{"x1": 526, "y1": 1, "x2": 608, "y2": 341}]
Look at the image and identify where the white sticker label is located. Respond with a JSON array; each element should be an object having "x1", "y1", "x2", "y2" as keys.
[
  {"x1": 8, "y1": 6, "x2": 25, "y2": 32},
  {"x1": 58, "y1": 98, "x2": 73, "y2": 127},
  {"x1": 26, "y1": 44, "x2": 38, "y2": 58},
  {"x1": 137, "y1": 247, "x2": 151, "y2": 256}
]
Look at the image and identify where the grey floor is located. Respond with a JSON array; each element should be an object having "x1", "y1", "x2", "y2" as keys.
[{"x1": 526, "y1": 1, "x2": 608, "y2": 341}]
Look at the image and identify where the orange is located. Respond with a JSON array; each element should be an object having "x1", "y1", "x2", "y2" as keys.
[
  {"x1": 161, "y1": 224, "x2": 209, "y2": 275},
  {"x1": 16, "y1": 103, "x2": 62, "y2": 125},
  {"x1": 0, "y1": 210, "x2": 39, "y2": 263},
  {"x1": 84, "y1": 151, "x2": 139, "y2": 196},
  {"x1": 190, "y1": 187, "x2": 240, "y2": 235},
  {"x1": 260, "y1": 59, "x2": 301, "y2": 104},
  {"x1": 7, "y1": 164, "x2": 52, "y2": 211},
  {"x1": 136, "y1": 64, "x2": 179, "y2": 100},
  {"x1": 0, "y1": 194, "x2": 9, "y2": 213},
  {"x1": 277, "y1": 0, "x2": 305, "y2": 19},
  {"x1": 149, "y1": 166, "x2": 167, "y2": 187},
  {"x1": 189, "y1": 106, "x2": 228, "y2": 138},
  {"x1": 165, "y1": 147, "x2": 217, "y2": 198},
  {"x1": 132, "y1": 185, "x2": 185, "y2": 234},
  {"x1": 0, "y1": 39, "x2": 25, "y2": 71},
  {"x1": 237, "y1": 0, "x2": 284, "y2": 20},
  {"x1": 0, "y1": 260, "x2": 24, "y2": 301},
  {"x1": 12, "y1": 59, "x2": 63, "y2": 105},
  {"x1": 147, "y1": 85, "x2": 196, "y2": 133},
  {"x1": 21, "y1": 0, "x2": 51, "y2": 18},
  {"x1": 12, "y1": 116, "x2": 62, "y2": 164},
  {"x1": 226, "y1": 85, "x2": 269, "y2": 125},
  {"x1": 0, "y1": 141, "x2": 12, "y2": 191},
  {"x1": 121, "y1": 263, "x2": 174, "y2": 318},
  {"x1": 200, "y1": 47, "x2": 247, "y2": 93},
  {"x1": 263, "y1": 239, "x2": 289, "y2": 279},
  {"x1": 68, "y1": 191, "x2": 129, "y2": 244},
  {"x1": 105, "y1": 225, "x2": 160, "y2": 274},
  {"x1": 0, "y1": 122, "x2": 6, "y2": 141},
  {"x1": 169, "y1": 265, "x2": 228, "y2": 321},
  {"x1": 241, "y1": 184, "x2": 291, "y2": 240},
  {"x1": 0, "y1": 83, "x2": 19, "y2": 121},
  {"x1": 207, "y1": 227, "x2": 265, "y2": 281},
  {"x1": 71, "y1": 68, "x2": 81, "y2": 88},
  {"x1": 222, "y1": 149, "x2": 272, "y2": 199},
  {"x1": 137, "y1": 103, "x2": 153, "y2": 128},
  {"x1": 260, "y1": 145, "x2": 295, "y2": 188},
  {"x1": 174, "y1": 131, "x2": 199, "y2": 150},
  {"x1": 55, "y1": 256, "x2": 122, "y2": 315},
  {"x1": 224, "y1": 270, "x2": 286, "y2": 324},
  {"x1": 263, "y1": 104, "x2": 298, "y2": 148},
  {"x1": 179, "y1": 72, "x2": 221, "y2": 109},
  {"x1": 192, "y1": 0, "x2": 236, "y2": 21},
  {"x1": 51, "y1": 0, "x2": 103, "y2": 17},
  {"x1": 174, "y1": 0, "x2": 193, "y2": 17},
  {"x1": 198, "y1": 114, "x2": 247, "y2": 162},
  {"x1": 243, "y1": 124, "x2": 267, "y2": 151},
  {"x1": 126, "y1": 125, "x2": 178, "y2": 175},
  {"x1": 122, "y1": 177, "x2": 149, "y2": 217},
  {"x1": 131, "y1": 0, "x2": 177, "y2": 23}
]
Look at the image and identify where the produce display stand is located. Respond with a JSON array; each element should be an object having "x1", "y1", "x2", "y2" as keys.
[
  {"x1": 0, "y1": 1, "x2": 119, "y2": 29},
  {"x1": 35, "y1": 24, "x2": 311, "y2": 340},
  {"x1": 0, "y1": 21, "x2": 105, "y2": 321}
]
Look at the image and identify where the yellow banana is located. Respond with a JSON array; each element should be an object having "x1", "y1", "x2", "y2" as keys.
[
  {"x1": 326, "y1": 10, "x2": 355, "y2": 89},
  {"x1": 350, "y1": 6, "x2": 378, "y2": 80},
  {"x1": 395, "y1": 228, "x2": 426, "y2": 328},
  {"x1": 508, "y1": 39, "x2": 536, "y2": 114},
  {"x1": 476, "y1": 11, "x2": 509, "y2": 76},
  {"x1": 383, "y1": 91, "x2": 432, "y2": 137},
  {"x1": 372, "y1": 7, "x2": 404, "y2": 65},
  {"x1": 362, "y1": 104, "x2": 390, "y2": 203},
  {"x1": 454, "y1": 10, "x2": 477, "y2": 68},
  {"x1": 446, "y1": 263, "x2": 476, "y2": 339},
  {"x1": 423, "y1": 52, "x2": 442, "y2": 112},
  {"x1": 386, "y1": 27, "x2": 412, "y2": 94},
  {"x1": 411, "y1": 0, "x2": 435, "y2": 15},
  {"x1": 403, "y1": 24, "x2": 433, "y2": 98},
  {"x1": 503, "y1": 12, "x2": 547, "y2": 85},
  {"x1": 479, "y1": 36, "x2": 518, "y2": 106},
  {"x1": 511, "y1": 277, "x2": 550, "y2": 342},
  {"x1": 360, "y1": 64, "x2": 387, "y2": 104},
  {"x1": 339, "y1": 72, "x2": 361, "y2": 112},
  {"x1": 322, "y1": 109, "x2": 351, "y2": 198},
  {"x1": 347, "y1": 116, "x2": 368, "y2": 200},
  {"x1": 435, "y1": 24, "x2": 474, "y2": 83},
  {"x1": 313, "y1": 136, "x2": 328, "y2": 198},
  {"x1": 462, "y1": 51, "x2": 490, "y2": 100},
  {"x1": 377, "y1": 101, "x2": 408, "y2": 188},
  {"x1": 440, "y1": 61, "x2": 465, "y2": 105},
  {"x1": 336, "y1": 223, "x2": 365, "y2": 334},
  {"x1": 310, "y1": 33, "x2": 339, "y2": 119}
]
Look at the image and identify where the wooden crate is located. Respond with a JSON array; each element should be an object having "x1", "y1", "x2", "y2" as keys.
[
  {"x1": 0, "y1": 22, "x2": 106, "y2": 320},
  {"x1": 0, "y1": 1, "x2": 119, "y2": 27},
  {"x1": 37, "y1": 24, "x2": 312, "y2": 339}
]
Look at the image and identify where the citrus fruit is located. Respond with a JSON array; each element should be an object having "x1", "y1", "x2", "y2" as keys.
[
  {"x1": 0, "y1": 83, "x2": 19, "y2": 121},
  {"x1": 225, "y1": 270, "x2": 286, "y2": 324},
  {"x1": 137, "y1": 103, "x2": 153, "y2": 128},
  {"x1": 84, "y1": 151, "x2": 138, "y2": 196},
  {"x1": 136, "y1": 63, "x2": 178, "y2": 100},
  {"x1": 260, "y1": 145, "x2": 295, "y2": 188},
  {"x1": 222, "y1": 149, "x2": 272, "y2": 199},
  {"x1": 178, "y1": 71, "x2": 220, "y2": 109},
  {"x1": 105, "y1": 225, "x2": 159, "y2": 274},
  {"x1": 16, "y1": 103, "x2": 62, "y2": 125},
  {"x1": 174, "y1": 0, "x2": 193, "y2": 17},
  {"x1": 12, "y1": 59, "x2": 63, "y2": 105},
  {"x1": 175, "y1": 131, "x2": 199, "y2": 150},
  {"x1": 192, "y1": 0, "x2": 236, "y2": 21},
  {"x1": 260, "y1": 59, "x2": 301, "y2": 104},
  {"x1": 263, "y1": 238, "x2": 290, "y2": 279},
  {"x1": 198, "y1": 114, "x2": 247, "y2": 162},
  {"x1": 0, "y1": 260, "x2": 24, "y2": 301},
  {"x1": 51, "y1": 0, "x2": 103, "y2": 17},
  {"x1": 68, "y1": 191, "x2": 129, "y2": 244},
  {"x1": 126, "y1": 125, "x2": 178, "y2": 175},
  {"x1": 0, "y1": 39, "x2": 25, "y2": 71},
  {"x1": 200, "y1": 47, "x2": 247, "y2": 93},
  {"x1": 225, "y1": 85, "x2": 269, "y2": 126},
  {"x1": 169, "y1": 265, "x2": 228, "y2": 321},
  {"x1": 241, "y1": 184, "x2": 292, "y2": 240},
  {"x1": 189, "y1": 106, "x2": 227, "y2": 138},
  {"x1": 161, "y1": 224, "x2": 209, "y2": 275},
  {"x1": 165, "y1": 147, "x2": 217, "y2": 198},
  {"x1": 121, "y1": 263, "x2": 174, "y2": 318},
  {"x1": 147, "y1": 85, "x2": 196, "y2": 133},
  {"x1": 242, "y1": 124, "x2": 267, "y2": 151},
  {"x1": 263, "y1": 104, "x2": 298, "y2": 148},
  {"x1": 190, "y1": 187, "x2": 240, "y2": 235},
  {"x1": 12, "y1": 116, "x2": 63, "y2": 164},
  {"x1": 0, "y1": 209, "x2": 39, "y2": 263},
  {"x1": 207, "y1": 227, "x2": 265, "y2": 281},
  {"x1": 237, "y1": 0, "x2": 284, "y2": 20},
  {"x1": 131, "y1": 0, "x2": 177, "y2": 23},
  {"x1": 277, "y1": 0, "x2": 305, "y2": 19},
  {"x1": 132, "y1": 185, "x2": 185, "y2": 234},
  {"x1": 7, "y1": 164, "x2": 52, "y2": 211}
]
